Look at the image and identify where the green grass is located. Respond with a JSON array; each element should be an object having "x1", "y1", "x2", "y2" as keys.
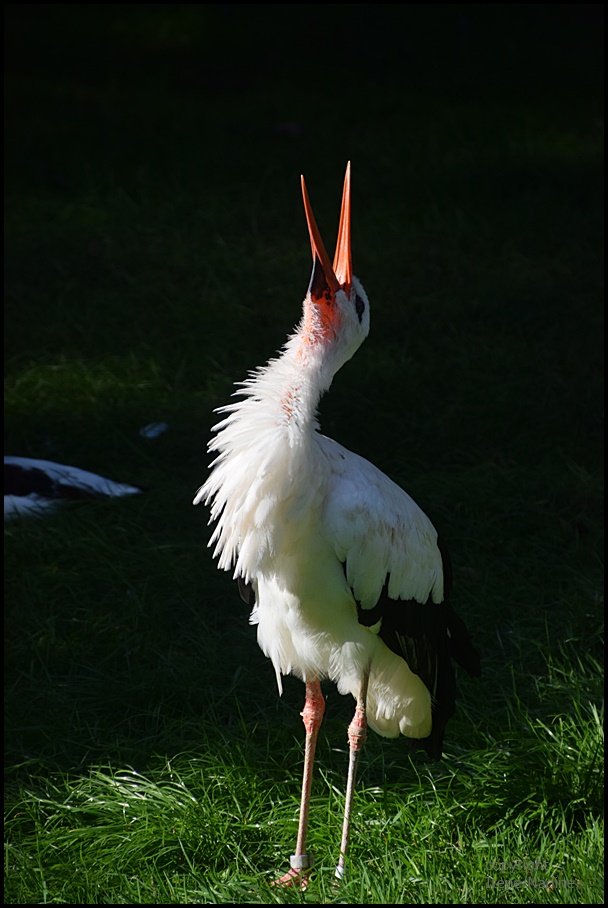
[{"x1": 4, "y1": 5, "x2": 603, "y2": 904}]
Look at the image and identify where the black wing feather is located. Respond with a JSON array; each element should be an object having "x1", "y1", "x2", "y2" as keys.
[
  {"x1": 237, "y1": 576, "x2": 253, "y2": 605},
  {"x1": 350, "y1": 534, "x2": 480, "y2": 760}
]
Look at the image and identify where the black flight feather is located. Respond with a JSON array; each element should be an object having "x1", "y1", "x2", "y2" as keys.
[{"x1": 350, "y1": 535, "x2": 480, "y2": 760}]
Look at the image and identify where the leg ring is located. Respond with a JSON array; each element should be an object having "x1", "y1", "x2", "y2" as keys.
[{"x1": 290, "y1": 853, "x2": 314, "y2": 871}]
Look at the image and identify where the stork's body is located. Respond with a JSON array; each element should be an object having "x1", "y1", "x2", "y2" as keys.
[{"x1": 195, "y1": 164, "x2": 480, "y2": 884}]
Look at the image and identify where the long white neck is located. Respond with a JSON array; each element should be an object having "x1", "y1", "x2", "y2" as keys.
[
  {"x1": 242, "y1": 327, "x2": 340, "y2": 443},
  {"x1": 195, "y1": 325, "x2": 336, "y2": 580}
]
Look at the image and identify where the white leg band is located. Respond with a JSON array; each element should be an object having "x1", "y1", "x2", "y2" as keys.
[{"x1": 290, "y1": 853, "x2": 314, "y2": 871}]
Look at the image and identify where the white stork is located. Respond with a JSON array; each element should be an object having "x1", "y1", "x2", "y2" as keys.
[{"x1": 194, "y1": 163, "x2": 480, "y2": 885}]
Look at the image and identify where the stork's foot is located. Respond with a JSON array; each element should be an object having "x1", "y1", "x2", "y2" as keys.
[
  {"x1": 271, "y1": 867, "x2": 310, "y2": 889},
  {"x1": 271, "y1": 854, "x2": 314, "y2": 889}
]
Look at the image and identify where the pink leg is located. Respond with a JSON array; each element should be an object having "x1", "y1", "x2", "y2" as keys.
[
  {"x1": 273, "y1": 679, "x2": 325, "y2": 888},
  {"x1": 335, "y1": 670, "x2": 369, "y2": 881}
]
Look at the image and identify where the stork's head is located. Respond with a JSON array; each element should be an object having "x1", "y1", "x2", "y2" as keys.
[{"x1": 299, "y1": 163, "x2": 370, "y2": 377}]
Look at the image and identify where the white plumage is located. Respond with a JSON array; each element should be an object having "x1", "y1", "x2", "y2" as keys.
[
  {"x1": 196, "y1": 356, "x2": 441, "y2": 736},
  {"x1": 195, "y1": 163, "x2": 479, "y2": 884}
]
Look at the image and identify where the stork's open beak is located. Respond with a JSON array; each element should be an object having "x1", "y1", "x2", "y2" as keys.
[{"x1": 301, "y1": 163, "x2": 352, "y2": 303}]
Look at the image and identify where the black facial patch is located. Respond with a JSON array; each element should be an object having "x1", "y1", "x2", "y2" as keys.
[{"x1": 355, "y1": 293, "x2": 365, "y2": 322}]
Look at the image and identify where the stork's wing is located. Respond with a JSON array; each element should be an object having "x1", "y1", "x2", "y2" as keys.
[
  {"x1": 320, "y1": 437, "x2": 444, "y2": 609},
  {"x1": 319, "y1": 436, "x2": 481, "y2": 758}
]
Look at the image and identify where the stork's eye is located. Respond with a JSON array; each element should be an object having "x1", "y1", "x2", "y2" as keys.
[{"x1": 355, "y1": 294, "x2": 365, "y2": 322}]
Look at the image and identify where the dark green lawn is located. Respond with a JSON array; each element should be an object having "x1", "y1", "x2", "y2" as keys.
[{"x1": 5, "y1": 5, "x2": 603, "y2": 903}]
